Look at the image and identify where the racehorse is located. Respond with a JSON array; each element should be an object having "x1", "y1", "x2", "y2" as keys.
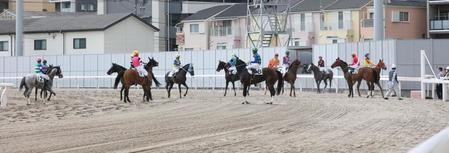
[
  {"x1": 120, "y1": 58, "x2": 159, "y2": 103},
  {"x1": 216, "y1": 61, "x2": 239, "y2": 96},
  {"x1": 39, "y1": 66, "x2": 64, "y2": 101},
  {"x1": 107, "y1": 63, "x2": 161, "y2": 101},
  {"x1": 20, "y1": 65, "x2": 63, "y2": 104},
  {"x1": 331, "y1": 58, "x2": 358, "y2": 98},
  {"x1": 307, "y1": 63, "x2": 333, "y2": 93},
  {"x1": 282, "y1": 59, "x2": 301, "y2": 97},
  {"x1": 234, "y1": 58, "x2": 283, "y2": 104},
  {"x1": 165, "y1": 63, "x2": 194, "y2": 98},
  {"x1": 354, "y1": 60, "x2": 387, "y2": 98}
]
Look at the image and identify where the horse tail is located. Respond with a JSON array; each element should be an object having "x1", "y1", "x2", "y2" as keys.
[
  {"x1": 276, "y1": 71, "x2": 283, "y2": 95},
  {"x1": 114, "y1": 71, "x2": 124, "y2": 89},
  {"x1": 19, "y1": 77, "x2": 26, "y2": 91},
  {"x1": 152, "y1": 72, "x2": 161, "y2": 87}
]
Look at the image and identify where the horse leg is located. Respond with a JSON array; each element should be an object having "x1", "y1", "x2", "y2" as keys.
[
  {"x1": 35, "y1": 87, "x2": 38, "y2": 102},
  {"x1": 323, "y1": 79, "x2": 328, "y2": 92},
  {"x1": 120, "y1": 85, "x2": 124, "y2": 101},
  {"x1": 365, "y1": 81, "x2": 372, "y2": 98},
  {"x1": 267, "y1": 84, "x2": 275, "y2": 104},
  {"x1": 178, "y1": 84, "x2": 182, "y2": 98},
  {"x1": 167, "y1": 83, "x2": 173, "y2": 98},
  {"x1": 329, "y1": 79, "x2": 332, "y2": 93},
  {"x1": 242, "y1": 84, "x2": 249, "y2": 104},
  {"x1": 357, "y1": 80, "x2": 362, "y2": 97},
  {"x1": 289, "y1": 83, "x2": 293, "y2": 97},
  {"x1": 316, "y1": 81, "x2": 321, "y2": 93},
  {"x1": 147, "y1": 87, "x2": 152, "y2": 101},
  {"x1": 182, "y1": 82, "x2": 189, "y2": 97},
  {"x1": 376, "y1": 82, "x2": 385, "y2": 98},
  {"x1": 232, "y1": 81, "x2": 236, "y2": 96},
  {"x1": 224, "y1": 81, "x2": 229, "y2": 96}
]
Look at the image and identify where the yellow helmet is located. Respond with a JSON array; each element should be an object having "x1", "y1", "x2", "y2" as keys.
[{"x1": 131, "y1": 50, "x2": 139, "y2": 57}]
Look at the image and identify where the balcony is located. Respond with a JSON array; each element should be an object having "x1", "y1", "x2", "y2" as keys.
[
  {"x1": 362, "y1": 19, "x2": 373, "y2": 28},
  {"x1": 430, "y1": 20, "x2": 449, "y2": 31},
  {"x1": 320, "y1": 20, "x2": 353, "y2": 31},
  {"x1": 429, "y1": 0, "x2": 449, "y2": 5}
]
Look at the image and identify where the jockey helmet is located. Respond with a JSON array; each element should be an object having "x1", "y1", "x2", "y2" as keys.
[
  {"x1": 132, "y1": 50, "x2": 139, "y2": 57},
  {"x1": 319, "y1": 56, "x2": 323, "y2": 58},
  {"x1": 352, "y1": 53, "x2": 356, "y2": 57},
  {"x1": 275, "y1": 53, "x2": 279, "y2": 56},
  {"x1": 391, "y1": 64, "x2": 397, "y2": 69},
  {"x1": 36, "y1": 57, "x2": 42, "y2": 62},
  {"x1": 176, "y1": 54, "x2": 180, "y2": 59},
  {"x1": 365, "y1": 53, "x2": 370, "y2": 57},
  {"x1": 285, "y1": 50, "x2": 290, "y2": 55},
  {"x1": 252, "y1": 48, "x2": 258, "y2": 53},
  {"x1": 446, "y1": 66, "x2": 449, "y2": 70},
  {"x1": 43, "y1": 60, "x2": 47, "y2": 64}
]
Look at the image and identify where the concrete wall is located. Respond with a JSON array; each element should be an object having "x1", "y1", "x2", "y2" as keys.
[
  {"x1": 23, "y1": 33, "x2": 63, "y2": 56},
  {"x1": 104, "y1": 16, "x2": 156, "y2": 53},
  {"x1": 64, "y1": 31, "x2": 104, "y2": 55}
]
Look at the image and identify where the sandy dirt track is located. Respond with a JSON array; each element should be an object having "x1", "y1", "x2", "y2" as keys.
[{"x1": 0, "y1": 89, "x2": 448, "y2": 153}]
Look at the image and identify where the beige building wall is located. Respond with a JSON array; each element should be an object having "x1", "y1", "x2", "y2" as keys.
[
  {"x1": 104, "y1": 17, "x2": 156, "y2": 53},
  {"x1": 23, "y1": 33, "x2": 63, "y2": 56},
  {"x1": 65, "y1": 31, "x2": 104, "y2": 55},
  {"x1": 384, "y1": 6, "x2": 427, "y2": 40},
  {"x1": 9, "y1": 0, "x2": 55, "y2": 12},
  {"x1": 182, "y1": 21, "x2": 208, "y2": 50}
]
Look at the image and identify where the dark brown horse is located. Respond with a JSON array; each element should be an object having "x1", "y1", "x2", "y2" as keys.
[
  {"x1": 234, "y1": 58, "x2": 283, "y2": 104},
  {"x1": 331, "y1": 58, "x2": 359, "y2": 98},
  {"x1": 165, "y1": 63, "x2": 194, "y2": 98},
  {"x1": 121, "y1": 58, "x2": 159, "y2": 103},
  {"x1": 282, "y1": 59, "x2": 301, "y2": 97},
  {"x1": 216, "y1": 61, "x2": 239, "y2": 96},
  {"x1": 307, "y1": 63, "x2": 333, "y2": 93},
  {"x1": 354, "y1": 60, "x2": 386, "y2": 98}
]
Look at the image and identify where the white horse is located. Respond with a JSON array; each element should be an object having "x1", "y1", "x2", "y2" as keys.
[{"x1": 19, "y1": 66, "x2": 63, "y2": 105}]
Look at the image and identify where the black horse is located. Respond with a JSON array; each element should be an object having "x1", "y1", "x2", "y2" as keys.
[
  {"x1": 216, "y1": 61, "x2": 239, "y2": 96},
  {"x1": 165, "y1": 64, "x2": 194, "y2": 98},
  {"x1": 108, "y1": 61, "x2": 161, "y2": 101},
  {"x1": 233, "y1": 58, "x2": 283, "y2": 104}
]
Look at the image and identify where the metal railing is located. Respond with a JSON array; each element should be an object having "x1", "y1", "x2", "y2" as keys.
[{"x1": 430, "y1": 20, "x2": 449, "y2": 30}]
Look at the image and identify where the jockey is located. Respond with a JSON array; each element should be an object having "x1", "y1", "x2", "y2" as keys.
[
  {"x1": 282, "y1": 51, "x2": 290, "y2": 73},
  {"x1": 268, "y1": 53, "x2": 280, "y2": 69},
  {"x1": 318, "y1": 56, "x2": 325, "y2": 67},
  {"x1": 169, "y1": 54, "x2": 181, "y2": 77},
  {"x1": 362, "y1": 53, "x2": 373, "y2": 68},
  {"x1": 41, "y1": 59, "x2": 49, "y2": 74},
  {"x1": 34, "y1": 57, "x2": 48, "y2": 82},
  {"x1": 247, "y1": 48, "x2": 261, "y2": 74},
  {"x1": 228, "y1": 54, "x2": 238, "y2": 74},
  {"x1": 349, "y1": 53, "x2": 359, "y2": 73},
  {"x1": 131, "y1": 50, "x2": 148, "y2": 77}
]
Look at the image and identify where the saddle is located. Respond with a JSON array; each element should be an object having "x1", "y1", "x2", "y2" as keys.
[
  {"x1": 249, "y1": 68, "x2": 263, "y2": 75},
  {"x1": 131, "y1": 68, "x2": 146, "y2": 78}
]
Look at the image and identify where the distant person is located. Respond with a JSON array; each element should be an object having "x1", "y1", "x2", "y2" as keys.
[
  {"x1": 41, "y1": 59, "x2": 49, "y2": 74},
  {"x1": 436, "y1": 67, "x2": 444, "y2": 99},
  {"x1": 384, "y1": 64, "x2": 402, "y2": 100},
  {"x1": 318, "y1": 56, "x2": 325, "y2": 67},
  {"x1": 169, "y1": 54, "x2": 181, "y2": 77},
  {"x1": 130, "y1": 50, "x2": 148, "y2": 78},
  {"x1": 228, "y1": 54, "x2": 238, "y2": 75},
  {"x1": 247, "y1": 48, "x2": 261, "y2": 75},
  {"x1": 282, "y1": 51, "x2": 291, "y2": 73},
  {"x1": 362, "y1": 53, "x2": 373, "y2": 68}
]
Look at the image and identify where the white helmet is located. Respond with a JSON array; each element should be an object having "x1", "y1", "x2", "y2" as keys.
[
  {"x1": 391, "y1": 64, "x2": 397, "y2": 69},
  {"x1": 446, "y1": 66, "x2": 449, "y2": 70}
]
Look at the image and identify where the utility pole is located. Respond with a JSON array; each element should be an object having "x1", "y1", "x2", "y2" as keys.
[
  {"x1": 16, "y1": 0, "x2": 23, "y2": 56},
  {"x1": 167, "y1": 0, "x2": 170, "y2": 51},
  {"x1": 374, "y1": 0, "x2": 384, "y2": 40}
]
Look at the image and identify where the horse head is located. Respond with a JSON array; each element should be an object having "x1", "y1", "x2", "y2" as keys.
[
  {"x1": 49, "y1": 66, "x2": 63, "y2": 78},
  {"x1": 291, "y1": 60, "x2": 301, "y2": 69},
  {"x1": 187, "y1": 63, "x2": 194, "y2": 76},
  {"x1": 107, "y1": 63, "x2": 117, "y2": 75},
  {"x1": 234, "y1": 58, "x2": 247, "y2": 73},
  {"x1": 377, "y1": 59, "x2": 387, "y2": 70},
  {"x1": 145, "y1": 57, "x2": 159, "y2": 71},
  {"x1": 331, "y1": 58, "x2": 343, "y2": 69},
  {"x1": 216, "y1": 61, "x2": 227, "y2": 72}
]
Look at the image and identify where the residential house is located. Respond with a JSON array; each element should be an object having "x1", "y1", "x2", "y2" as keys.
[
  {"x1": 177, "y1": 5, "x2": 231, "y2": 51},
  {"x1": 360, "y1": 0, "x2": 427, "y2": 40},
  {"x1": 0, "y1": 13, "x2": 159, "y2": 56},
  {"x1": 209, "y1": 4, "x2": 247, "y2": 50},
  {"x1": 428, "y1": 0, "x2": 449, "y2": 38},
  {"x1": 289, "y1": 0, "x2": 337, "y2": 47},
  {"x1": 318, "y1": 0, "x2": 371, "y2": 44},
  {"x1": 8, "y1": 0, "x2": 56, "y2": 12}
]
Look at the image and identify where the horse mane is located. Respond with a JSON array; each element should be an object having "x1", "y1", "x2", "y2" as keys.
[{"x1": 113, "y1": 63, "x2": 126, "y2": 70}]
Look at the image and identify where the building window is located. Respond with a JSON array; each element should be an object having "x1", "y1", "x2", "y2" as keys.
[
  {"x1": 88, "y1": 4, "x2": 95, "y2": 11},
  {"x1": 190, "y1": 24, "x2": 199, "y2": 33},
  {"x1": 34, "y1": 40, "x2": 46, "y2": 50},
  {"x1": 73, "y1": 38, "x2": 86, "y2": 49},
  {"x1": 81, "y1": 4, "x2": 87, "y2": 11},
  {"x1": 0, "y1": 41, "x2": 8, "y2": 51},
  {"x1": 185, "y1": 48, "x2": 194, "y2": 51},
  {"x1": 300, "y1": 13, "x2": 305, "y2": 31},
  {"x1": 212, "y1": 20, "x2": 232, "y2": 36},
  {"x1": 217, "y1": 43, "x2": 227, "y2": 50},
  {"x1": 338, "y1": 11, "x2": 344, "y2": 29},
  {"x1": 392, "y1": 11, "x2": 409, "y2": 22},
  {"x1": 399, "y1": 12, "x2": 409, "y2": 22},
  {"x1": 62, "y1": 2, "x2": 70, "y2": 8}
]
